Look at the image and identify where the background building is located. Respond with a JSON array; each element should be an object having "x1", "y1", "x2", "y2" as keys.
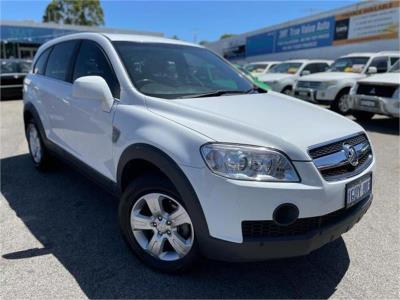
[
  {"x1": 0, "y1": 20, "x2": 163, "y2": 59},
  {"x1": 206, "y1": 1, "x2": 400, "y2": 63}
]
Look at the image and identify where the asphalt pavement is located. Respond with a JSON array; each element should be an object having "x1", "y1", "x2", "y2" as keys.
[{"x1": 1, "y1": 99, "x2": 399, "y2": 299}]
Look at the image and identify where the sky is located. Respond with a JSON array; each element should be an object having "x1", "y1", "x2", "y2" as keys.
[{"x1": 1, "y1": 0, "x2": 359, "y2": 42}]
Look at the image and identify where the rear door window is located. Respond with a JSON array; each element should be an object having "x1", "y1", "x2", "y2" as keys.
[
  {"x1": 33, "y1": 48, "x2": 52, "y2": 75},
  {"x1": 45, "y1": 41, "x2": 79, "y2": 81}
]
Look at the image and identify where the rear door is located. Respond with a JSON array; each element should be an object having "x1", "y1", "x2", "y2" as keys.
[{"x1": 40, "y1": 40, "x2": 80, "y2": 147}]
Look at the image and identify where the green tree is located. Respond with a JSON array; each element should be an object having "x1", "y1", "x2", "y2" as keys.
[
  {"x1": 43, "y1": 0, "x2": 104, "y2": 26},
  {"x1": 199, "y1": 40, "x2": 209, "y2": 45},
  {"x1": 219, "y1": 33, "x2": 236, "y2": 40}
]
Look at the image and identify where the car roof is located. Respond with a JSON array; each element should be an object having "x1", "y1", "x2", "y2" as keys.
[
  {"x1": 341, "y1": 51, "x2": 400, "y2": 58},
  {"x1": 102, "y1": 33, "x2": 202, "y2": 47},
  {"x1": 246, "y1": 61, "x2": 281, "y2": 65},
  {"x1": 39, "y1": 32, "x2": 202, "y2": 51},
  {"x1": 281, "y1": 59, "x2": 331, "y2": 63}
]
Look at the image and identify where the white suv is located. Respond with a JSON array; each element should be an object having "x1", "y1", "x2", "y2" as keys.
[
  {"x1": 24, "y1": 33, "x2": 374, "y2": 272},
  {"x1": 348, "y1": 60, "x2": 400, "y2": 120},
  {"x1": 258, "y1": 59, "x2": 332, "y2": 94},
  {"x1": 293, "y1": 52, "x2": 400, "y2": 114}
]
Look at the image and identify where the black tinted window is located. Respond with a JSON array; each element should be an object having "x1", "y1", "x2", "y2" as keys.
[
  {"x1": 73, "y1": 40, "x2": 120, "y2": 98},
  {"x1": 390, "y1": 57, "x2": 399, "y2": 66},
  {"x1": 369, "y1": 57, "x2": 388, "y2": 73},
  {"x1": 45, "y1": 41, "x2": 78, "y2": 81},
  {"x1": 303, "y1": 63, "x2": 328, "y2": 74},
  {"x1": 33, "y1": 48, "x2": 51, "y2": 75}
]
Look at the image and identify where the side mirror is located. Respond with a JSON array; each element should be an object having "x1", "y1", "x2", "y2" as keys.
[
  {"x1": 301, "y1": 70, "x2": 311, "y2": 76},
  {"x1": 367, "y1": 66, "x2": 377, "y2": 74},
  {"x1": 72, "y1": 76, "x2": 114, "y2": 112}
]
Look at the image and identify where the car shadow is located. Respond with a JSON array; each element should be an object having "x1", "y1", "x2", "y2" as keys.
[
  {"x1": 1, "y1": 154, "x2": 350, "y2": 299},
  {"x1": 351, "y1": 116, "x2": 399, "y2": 136}
]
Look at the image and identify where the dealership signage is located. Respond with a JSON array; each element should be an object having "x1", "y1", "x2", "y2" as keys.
[{"x1": 246, "y1": 1, "x2": 399, "y2": 57}]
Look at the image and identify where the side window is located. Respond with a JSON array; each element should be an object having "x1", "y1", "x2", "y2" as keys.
[
  {"x1": 73, "y1": 40, "x2": 120, "y2": 98},
  {"x1": 390, "y1": 57, "x2": 399, "y2": 66},
  {"x1": 303, "y1": 63, "x2": 320, "y2": 74},
  {"x1": 317, "y1": 63, "x2": 329, "y2": 72},
  {"x1": 45, "y1": 41, "x2": 78, "y2": 81},
  {"x1": 369, "y1": 56, "x2": 388, "y2": 73},
  {"x1": 33, "y1": 48, "x2": 51, "y2": 75}
]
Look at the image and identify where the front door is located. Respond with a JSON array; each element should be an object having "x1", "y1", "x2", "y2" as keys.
[{"x1": 60, "y1": 40, "x2": 120, "y2": 180}]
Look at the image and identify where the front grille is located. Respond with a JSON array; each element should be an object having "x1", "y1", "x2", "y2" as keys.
[
  {"x1": 357, "y1": 83, "x2": 398, "y2": 98},
  {"x1": 242, "y1": 196, "x2": 367, "y2": 239},
  {"x1": 308, "y1": 133, "x2": 373, "y2": 181},
  {"x1": 309, "y1": 134, "x2": 367, "y2": 159},
  {"x1": 297, "y1": 81, "x2": 322, "y2": 89}
]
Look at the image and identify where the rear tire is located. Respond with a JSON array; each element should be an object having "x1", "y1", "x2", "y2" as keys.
[
  {"x1": 119, "y1": 174, "x2": 199, "y2": 273},
  {"x1": 25, "y1": 121, "x2": 53, "y2": 170},
  {"x1": 352, "y1": 111, "x2": 374, "y2": 121},
  {"x1": 331, "y1": 89, "x2": 351, "y2": 115}
]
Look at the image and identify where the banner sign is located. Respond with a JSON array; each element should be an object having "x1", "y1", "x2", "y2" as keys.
[{"x1": 246, "y1": 1, "x2": 399, "y2": 57}]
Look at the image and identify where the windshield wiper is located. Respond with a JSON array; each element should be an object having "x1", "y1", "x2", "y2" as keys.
[{"x1": 178, "y1": 90, "x2": 249, "y2": 99}]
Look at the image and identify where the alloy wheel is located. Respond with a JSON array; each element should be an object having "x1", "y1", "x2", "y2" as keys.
[
  {"x1": 130, "y1": 193, "x2": 194, "y2": 261},
  {"x1": 338, "y1": 94, "x2": 350, "y2": 114}
]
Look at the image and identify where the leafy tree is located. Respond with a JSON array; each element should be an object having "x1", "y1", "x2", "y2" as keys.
[
  {"x1": 199, "y1": 40, "x2": 209, "y2": 45},
  {"x1": 219, "y1": 33, "x2": 236, "y2": 40},
  {"x1": 43, "y1": 0, "x2": 104, "y2": 26},
  {"x1": 171, "y1": 35, "x2": 180, "y2": 40}
]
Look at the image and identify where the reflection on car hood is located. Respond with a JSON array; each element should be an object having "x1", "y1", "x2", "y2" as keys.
[
  {"x1": 146, "y1": 92, "x2": 363, "y2": 161},
  {"x1": 300, "y1": 72, "x2": 365, "y2": 81}
]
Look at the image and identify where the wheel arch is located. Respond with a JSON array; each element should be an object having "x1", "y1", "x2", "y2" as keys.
[
  {"x1": 335, "y1": 86, "x2": 351, "y2": 100},
  {"x1": 23, "y1": 102, "x2": 47, "y2": 142},
  {"x1": 116, "y1": 143, "x2": 210, "y2": 241}
]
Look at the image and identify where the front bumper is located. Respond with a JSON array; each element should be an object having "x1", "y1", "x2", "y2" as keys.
[
  {"x1": 200, "y1": 194, "x2": 372, "y2": 262},
  {"x1": 293, "y1": 87, "x2": 337, "y2": 103},
  {"x1": 349, "y1": 95, "x2": 400, "y2": 117},
  {"x1": 181, "y1": 158, "x2": 375, "y2": 244}
]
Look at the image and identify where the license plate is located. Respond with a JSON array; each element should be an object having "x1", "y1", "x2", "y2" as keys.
[
  {"x1": 298, "y1": 91, "x2": 309, "y2": 97},
  {"x1": 360, "y1": 99, "x2": 376, "y2": 107},
  {"x1": 346, "y1": 173, "x2": 372, "y2": 208}
]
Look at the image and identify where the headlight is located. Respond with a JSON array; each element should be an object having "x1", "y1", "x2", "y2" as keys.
[
  {"x1": 393, "y1": 87, "x2": 399, "y2": 99},
  {"x1": 200, "y1": 143, "x2": 300, "y2": 182},
  {"x1": 321, "y1": 81, "x2": 337, "y2": 88}
]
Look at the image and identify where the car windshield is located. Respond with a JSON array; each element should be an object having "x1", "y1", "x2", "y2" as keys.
[
  {"x1": 330, "y1": 57, "x2": 369, "y2": 73},
  {"x1": 389, "y1": 61, "x2": 400, "y2": 73},
  {"x1": 244, "y1": 64, "x2": 268, "y2": 73},
  {"x1": 113, "y1": 42, "x2": 253, "y2": 99},
  {"x1": 268, "y1": 62, "x2": 302, "y2": 74}
]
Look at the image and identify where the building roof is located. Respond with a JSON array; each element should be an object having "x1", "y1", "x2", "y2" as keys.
[{"x1": 0, "y1": 19, "x2": 163, "y2": 37}]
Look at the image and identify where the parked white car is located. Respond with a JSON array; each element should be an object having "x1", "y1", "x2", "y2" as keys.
[
  {"x1": 293, "y1": 51, "x2": 400, "y2": 114},
  {"x1": 348, "y1": 60, "x2": 400, "y2": 120},
  {"x1": 24, "y1": 33, "x2": 374, "y2": 272},
  {"x1": 243, "y1": 61, "x2": 281, "y2": 77},
  {"x1": 258, "y1": 59, "x2": 332, "y2": 94}
]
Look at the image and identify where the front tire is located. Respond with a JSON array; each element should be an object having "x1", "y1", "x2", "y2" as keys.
[
  {"x1": 281, "y1": 86, "x2": 292, "y2": 95},
  {"x1": 119, "y1": 174, "x2": 199, "y2": 273},
  {"x1": 331, "y1": 89, "x2": 351, "y2": 115}
]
